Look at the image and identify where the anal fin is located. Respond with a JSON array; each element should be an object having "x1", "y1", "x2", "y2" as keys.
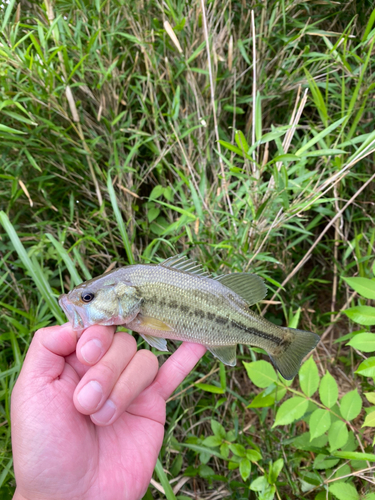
[
  {"x1": 140, "y1": 333, "x2": 169, "y2": 352},
  {"x1": 207, "y1": 345, "x2": 237, "y2": 366}
]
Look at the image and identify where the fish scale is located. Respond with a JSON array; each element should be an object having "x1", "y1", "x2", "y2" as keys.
[{"x1": 59, "y1": 255, "x2": 320, "y2": 379}]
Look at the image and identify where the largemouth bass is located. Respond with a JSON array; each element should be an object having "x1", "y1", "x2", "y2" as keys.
[{"x1": 59, "y1": 255, "x2": 319, "y2": 379}]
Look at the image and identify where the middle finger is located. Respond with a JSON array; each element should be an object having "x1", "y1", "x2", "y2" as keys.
[{"x1": 73, "y1": 332, "x2": 137, "y2": 415}]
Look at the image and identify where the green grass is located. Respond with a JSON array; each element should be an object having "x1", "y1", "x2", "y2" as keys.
[{"x1": 1, "y1": 0, "x2": 375, "y2": 498}]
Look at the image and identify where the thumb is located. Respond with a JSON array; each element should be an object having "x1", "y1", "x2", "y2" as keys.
[{"x1": 20, "y1": 323, "x2": 77, "y2": 382}]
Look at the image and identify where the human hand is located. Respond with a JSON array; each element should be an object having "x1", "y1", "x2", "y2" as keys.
[{"x1": 11, "y1": 323, "x2": 206, "y2": 500}]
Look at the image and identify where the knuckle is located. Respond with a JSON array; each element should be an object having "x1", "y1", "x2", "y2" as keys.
[{"x1": 117, "y1": 332, "x2": 137, "y2": 353}]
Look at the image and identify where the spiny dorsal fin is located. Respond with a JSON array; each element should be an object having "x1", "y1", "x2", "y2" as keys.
[
  {"x1": 160, "y1": 254, "x2": 211, "y2": 277},
  {"x1": 214, "y1": 273, "x2": 267, "y2": 306}
]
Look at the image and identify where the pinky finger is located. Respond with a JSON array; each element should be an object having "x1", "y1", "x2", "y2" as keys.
[{"x1": 90, "y1": 349, "x2": 158, "y2": 426}]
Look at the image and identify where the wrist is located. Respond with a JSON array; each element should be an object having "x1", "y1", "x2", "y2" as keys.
[{"x1": 13, "y1": 489, "x2": 29, "y2": 500}]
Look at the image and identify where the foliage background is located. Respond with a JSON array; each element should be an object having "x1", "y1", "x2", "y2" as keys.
[{"x1": 1, "y1": 0, "x2": 375, "y2": 498}]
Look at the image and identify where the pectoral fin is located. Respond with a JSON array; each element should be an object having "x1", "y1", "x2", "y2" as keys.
[
  {"x1": 140, "y1": 333, "x2": 169, "y2": 352},
  {"x1": 207, "y1": 345, "x2": 237, "y2": 366},
  {"x1": 137, "y1": 315, "x2": 174, "y2": 331}
]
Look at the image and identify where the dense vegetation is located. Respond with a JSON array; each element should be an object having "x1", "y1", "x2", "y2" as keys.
[{"x1": 1, "y1": 0, "x2": 375, "y2": 498}]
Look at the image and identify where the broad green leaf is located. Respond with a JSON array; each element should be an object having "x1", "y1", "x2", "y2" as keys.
[
  {"x1": 211, "y1": 419, "x2": 226, "y2": 439},
  {"x1": 248, "y1": 387, "x2": 287, "y2": 408},
  {"x1": 319, "y1": 371, "x2": 338, "y2": 408},
  {"x1": 243, "y1": 360, "x2": 278, "y2": 388},
  {"x1": 344, "y1": 305, "x2": 375, "y2": 325},
  {"x1": 270, "y1": 458, "x2": 284, "y2": 483},
  {"x1": 340, "y1": 390, "x2": 362, "y2": 421},
  {"x1": 364, "y1": 393, "x2": 375, "y2": 404},
  {"x1": 309, "y1": 409, "x2": 331, "y2": 440},
  {"x1": 362, "y1": 410, "x2": 375, "y2": 428},
  {"x1": 356, "y1": 357, "x2": 375, "y2": 377},
  {"x1": 328, "y1": 421, "x2": 349, "y2": 451},
  {"x1": 229, "y1": 443, "x2": 246, "y2": 457},
  {"x1": 220, "y1": 442, "x2": 229, "y2": 458},
  {"x1": 329, "y1": 481, "x2": 359, "y2": 500},
  {"x1": 250, "y1": 475, "x2": 268, "y2": 491},
  {"x1": 273, "y1": 397, "x2": 309, "y2": 427},
  {"x1": 246, "y1": 449, "x2": 262, "y2": 462},
  {"x1": 347, "y1": 333, "x2": 375, "y2": 352},
  {"x1": 239, "y1": 458, "x2": 251, "y2": 481},
  {"x1": 343, "y1": 277, "x2": 375, "y2": 300},
  {"x1": 313, "y1": 454, "x2": 340, "y2": 469},
  {"x1": 202, "y1": 436, "x2": 222, "y2": 447},
  {"x1": 299, "y1": 356, "x2": 320, "y2": 397}
]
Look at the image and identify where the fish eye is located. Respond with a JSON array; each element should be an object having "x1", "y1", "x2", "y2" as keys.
[{"x1": 81, "y1": 292, "x2": 95, "y2": 303}]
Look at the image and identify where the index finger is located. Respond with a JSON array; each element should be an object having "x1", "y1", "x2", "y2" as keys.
[{"x1": 151, "y1": 342, "x2": 206, "y2": 400}]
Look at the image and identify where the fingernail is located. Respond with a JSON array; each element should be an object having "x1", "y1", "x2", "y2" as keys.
[
  {"x1": 81, "y1": 339, "x2": 103, "y2": 364},
  {"x1": 77, "y1": 380, "x2": 102, "y2": 410},
  {"x1": 92, "y1": 399, "x2": 116, "y2": 424}
]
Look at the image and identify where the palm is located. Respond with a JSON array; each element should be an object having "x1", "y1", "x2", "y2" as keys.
[
  {"x1": 12, "y1": 326, "x2": 205, "y2": 500},
  {"x1": 16, "y1": 354, "x2": 166, "y2": 500}
]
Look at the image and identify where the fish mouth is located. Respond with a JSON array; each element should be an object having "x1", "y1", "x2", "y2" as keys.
[{"x1": 59, "y1": 294, "x2": 86, "y2": 330}]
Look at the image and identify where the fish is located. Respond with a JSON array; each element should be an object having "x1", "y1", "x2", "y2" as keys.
[{"x1": 58, "y1": 255, "x2": 320, "y2": 379}]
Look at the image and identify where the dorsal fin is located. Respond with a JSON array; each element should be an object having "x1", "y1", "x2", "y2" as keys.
[
  {"x1": 160, "y1": 254, "x2": 211, "y2": 277},
  {"x1": 214, "y1": 273, "x2": 267, "y2": 306}
]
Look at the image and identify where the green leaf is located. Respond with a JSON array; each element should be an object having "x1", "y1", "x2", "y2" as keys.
[
  {"x1": 246, "y1": 449, "x2": 262, "y2": 462},
  {"x1": 295, "y1": 116, "x2": 346, "y2": 156},
  {"x1": 0, "y1": 124, "x2": 26, "y2": 135},
  {"x1": 229, "y1": 443, "x2": 246, "y2": 457},
  {"x1": 250, "y1": 475, "x2": 268, "y2": 491},
  {"x1": 328, "y1": 421, "x2": 349, "y2": 451},
  {"x1": 154, "y1": 459, "x2": 176, "y2": 500},
  {"x1": 347, "y1": 333, "x2": 375, "y2": 352},
  {"x1": 273, "y1": 397, "x2": 309, "y2": 427},
  {"x1": 0, "y1": 212, "x2": 64, "y2": 323},
  {"x1": 202, "y1": 436, "x2": 223, "y2": 447},
  {"x1": 45, "y1": 234, "x2": 82, "y2": 287},
  {"x1": 362, "y1": 410, "x2": 375, "y2": 428},
  {"x1": 107, "y1": 172, "x2": 134, "y2": 265},
  {"x1": 329, "y1": 481, "x2": 359, "y2": 500},
  {"x1": 319, "y1": 371, "x2": 338, "y2": 408},
  {"x1": 309, "y1": 409, "x2": 331, "y2": 440},
  {"x1": 211, "y1": 420, "x2": 226, "y2": 439},
  {"x1": 332, "y1": 450, "x2": 375, "y2": 461},
  {"x1": 220, "y1": 442, "x2": 229, "y2": 459},
  {"x1": 195, "y1": 383, "x2": 225, "y2": 394},
  {"x1": 364, "y1": 393, "x2": 375, "y2": 404},
  {"x1": 243, "y1": 360, "x2": 278, "y2": 388},
  {"x1": 239, "y1": 458, "x2": 251, "y2": 481},
  {"x1": 340, "y1": 390, "x2": 362, "y2": 421},
  {"x1": 299, "y1": 356, "x2": 320, "y2": 397},
  {"x1": 248, "y1": 387, "x2": 286, "y2": 408},
  {"x1": 344, "y1": 305, "x2": 375, "y2": 325},
  {"x1": 343, "y1": 277, "x2": 375, "y2": 300},
  {"x1": 356, "y1": 357, "x2": 375, "y2": 377},
  {"x1": 269, "y1": 458, "x2": 284, "y2": 484}
]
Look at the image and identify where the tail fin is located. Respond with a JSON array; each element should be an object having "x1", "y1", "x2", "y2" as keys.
[{"x1": 269, "y1": 328, "x2": 320, "y2": 380}]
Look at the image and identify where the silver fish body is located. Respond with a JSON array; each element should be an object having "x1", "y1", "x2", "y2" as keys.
[{"x1": 59, "y1": 255, "x2": 320, "y2": 379}]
